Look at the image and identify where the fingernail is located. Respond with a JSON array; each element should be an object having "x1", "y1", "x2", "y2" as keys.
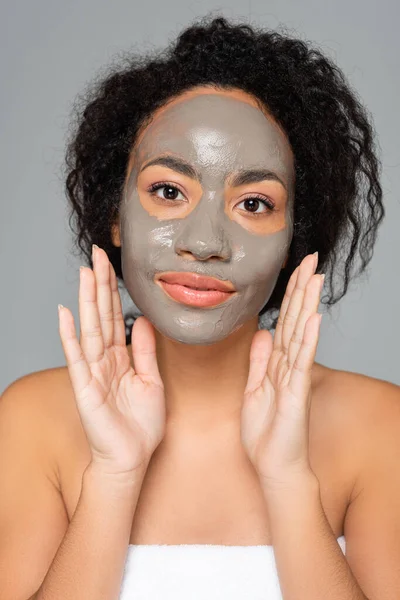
[
  {"x1": 313, "y1": 251, "x2": 319, "y2": 267},
  {"x1": 92, "y1": 244, "x2": 99, "y2": 261},
  {"x1": 320, "y1": 273, "x2": 325, "y2": 287},
  {"x1": 58, "y1": 304, "x2": 64, "y2": 313}
]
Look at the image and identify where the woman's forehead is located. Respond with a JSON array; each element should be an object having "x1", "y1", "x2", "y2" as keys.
[{"x1": 133, "y1": 92, "x2": 294, "y2": 180}]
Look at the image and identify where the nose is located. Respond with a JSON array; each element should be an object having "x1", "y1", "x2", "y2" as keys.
[{"x1": 173, "y1": 209, "x2": 232, "y2": 262}]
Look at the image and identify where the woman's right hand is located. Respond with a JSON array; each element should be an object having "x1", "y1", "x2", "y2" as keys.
[{"x1": 58, "y1": 245, "x2": 166, "y2": 478}]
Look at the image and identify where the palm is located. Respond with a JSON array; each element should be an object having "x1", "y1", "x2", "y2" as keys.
[
  {"x1": 80, "y1": 337, "x2": 166, "y2": 469},
  {"x1": 240, "y1": 253, "x2": 323, "y2": 484},
  {"x1": 266, "y1": 346, "x2": 293, "y2": 390},
  {"x1": 59, "y1": 247, "x2": 166, "y2": 476}
]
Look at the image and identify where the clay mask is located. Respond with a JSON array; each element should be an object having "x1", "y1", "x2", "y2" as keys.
[{"x1": 119, "y1": 92, "x2": 295, "y2": 345}]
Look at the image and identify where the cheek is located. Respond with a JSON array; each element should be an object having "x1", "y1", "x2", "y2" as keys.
[
  {"x1": 232, "y1": 230, "x2": 289, "y2": 287},
  {"x1": 237, "y1": 256, "x2": 283, "y2": 288},
  {"x1": 119, "y1": 204, "x2": 176, "y2": 270}
]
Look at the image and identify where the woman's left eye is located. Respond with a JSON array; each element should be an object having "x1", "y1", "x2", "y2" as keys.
[{"x1": 236, "y1": 196, "x2": 275, "y2": 216}]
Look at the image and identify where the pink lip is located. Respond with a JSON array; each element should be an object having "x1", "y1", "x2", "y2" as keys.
[
  {"x1": 156, "y1": 279, "x2": 236, "y2": 308},
  {"x1": 156, "y1": 271, "x2": 235, "y2": 292}
]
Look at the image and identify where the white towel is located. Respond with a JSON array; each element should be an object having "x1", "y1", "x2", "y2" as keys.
[{"x1": 119, "y1": 536, "x2": 346, "y2": 599}]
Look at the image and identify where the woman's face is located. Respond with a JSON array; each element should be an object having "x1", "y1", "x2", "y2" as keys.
[{"x1": 114, "y1": 86, "x2": 295, "y2": 345}]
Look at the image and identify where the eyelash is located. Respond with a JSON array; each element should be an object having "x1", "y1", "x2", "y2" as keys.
[{"x1": 147, "y1": 181, "x2": 276, "y2": 217}]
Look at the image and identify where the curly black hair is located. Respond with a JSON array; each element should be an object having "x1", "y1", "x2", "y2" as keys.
[{"x1": 64, "y1": 14, "x2": 384, "y2": 345}]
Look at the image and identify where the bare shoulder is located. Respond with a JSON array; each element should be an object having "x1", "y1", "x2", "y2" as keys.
[
  {"x1": 313, "y1": 367, "x2": 400, "y2": 594},
  {"x1": 1, "y1": 366, "x2": 87, "y2": 490},
  {"x1": 2, "y1": 366, "x2": 78, "y2": 422},
  {"x1": 0, "y1": 368, "x2": 81, "y2": 598},
  {"x1": 313, "y1": 361, "x2": 400, "y2": 497},
  {"x1": 314, "y1": 361, "x2": 400, "y2": 423}
]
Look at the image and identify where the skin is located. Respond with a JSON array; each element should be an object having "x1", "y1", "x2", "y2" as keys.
[{"x1": 111, "y1": 86, "x2": 296, "y2": 434}]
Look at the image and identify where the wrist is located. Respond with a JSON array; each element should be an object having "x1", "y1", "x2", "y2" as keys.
[
  {"x1": 84, "y1": 460, "x2": 149, "y2": 495},
  {"x1": 260, "y1": 469, "x2": 319, "y2": 504}
]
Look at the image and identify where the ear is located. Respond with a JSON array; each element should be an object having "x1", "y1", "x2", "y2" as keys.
[{"x1": 111, "y1": 221, "x2": 121, "y2": 247}]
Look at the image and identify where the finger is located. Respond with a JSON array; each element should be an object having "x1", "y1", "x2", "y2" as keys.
[
  {"x1": 58, "y1": 304, "x2": 92, "y2": 398},
  {"x1": 109, "y1": 262, "x2": 126, "y2": 347},
  {"x1": 79, "y1": 266, "x2": 104, "y2": 364},
  {"x1": 244, "y1": 330, "x2": 273, "y2": 394},
  {"x1": 281, "y1": 254, "x2": 317, "y2": 355},
  {"x1": 92, "y1": 246, "x2": 114, "y2": 348},
  {"x1": 288, "y1": 274, "x2": 324, "y2": 368},
  {"x1": 274, "y1": 266, "x2": 299, "y2": 351},
  {"x1": 131, "y1": 316, "x2": 163, "y2": 387},
  {"x1": 289, "y1": 312, "x2": 322, "y2": 400}
]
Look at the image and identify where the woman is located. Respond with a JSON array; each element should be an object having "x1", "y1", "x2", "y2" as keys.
[{"x1": 1, "y1": 14, "x2": 399, "y2": 600}]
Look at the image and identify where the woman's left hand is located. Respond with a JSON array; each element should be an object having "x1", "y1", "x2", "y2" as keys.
[{"x1": 240, "y1": 252, "x2": 325, "y2": 493}]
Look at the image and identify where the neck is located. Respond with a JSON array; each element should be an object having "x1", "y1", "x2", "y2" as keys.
[{"x1": 128, "y1": 316, "x2": 260, "y2": 435}]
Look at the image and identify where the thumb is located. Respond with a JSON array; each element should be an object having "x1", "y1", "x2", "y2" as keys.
[
  {"x1": 131, "y1": 316, "x2": 164, "y2": 387},
  {"x1": 244, "y1": 329, "x2": 274, "y2": 395}
]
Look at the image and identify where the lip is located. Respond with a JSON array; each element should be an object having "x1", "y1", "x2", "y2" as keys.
[
  {"x1": 155, "y1": 272, "x2": 235, "y2": 292},
  {"x1": 155, "y1": 272, "x2": 236, "y2": 308},
  {"x1": 156, "y1": 280, "x2": 236, "y2": 308}
]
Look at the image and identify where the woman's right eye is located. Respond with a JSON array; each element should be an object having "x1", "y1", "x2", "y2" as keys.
[{"x1": 148, "y1": 182, "x2": 186, "y2": 202}]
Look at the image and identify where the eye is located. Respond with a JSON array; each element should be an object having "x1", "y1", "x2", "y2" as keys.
[
  {"x1": 147, "y1": 182, "x2": 186, "y2": 202},
  {"x1": 236, "y1": 195, "x2": 276, "y2": 217},
  {"x1": 147, "y1": 182, "x2": 276, "y2": 217}
]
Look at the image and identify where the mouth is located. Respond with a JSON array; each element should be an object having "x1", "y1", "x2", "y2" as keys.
[
  {"x1": 155, "y1": 272, "x2": 236, "y2": 308},
  {"x1": 156, "y1": 271, "x2": 235, "y2": 292}
]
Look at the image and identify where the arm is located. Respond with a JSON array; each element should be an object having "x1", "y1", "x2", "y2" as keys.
[
  {"x1": 262, "y1": 375, "x2": 400, "y2": 600},
  {"x1": 0, "y1": 373, "x2": 148, "y2": 600},
  {"x1": 241, "y1": 253, "x2": 399, "y2": 599},
  {"x1": 263, "y1": 474, "x2": 368, "y2": 600},
  {"x1": 32, "y1": 463, "x2": 147, "y2": 600}
]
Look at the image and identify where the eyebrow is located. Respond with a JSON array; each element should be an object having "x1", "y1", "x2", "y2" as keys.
[{"x1": 139, "y1": 155, "x2": 287, "y2": 191}]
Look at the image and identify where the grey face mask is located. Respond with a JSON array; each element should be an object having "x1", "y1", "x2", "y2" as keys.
[{"x1": 118, "y1": 91, "x2": 295, "y2": 345}]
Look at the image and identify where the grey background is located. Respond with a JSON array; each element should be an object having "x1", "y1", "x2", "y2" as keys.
[{"x1": 1, "y1": 0, "x2": 399, "y2": 394}]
